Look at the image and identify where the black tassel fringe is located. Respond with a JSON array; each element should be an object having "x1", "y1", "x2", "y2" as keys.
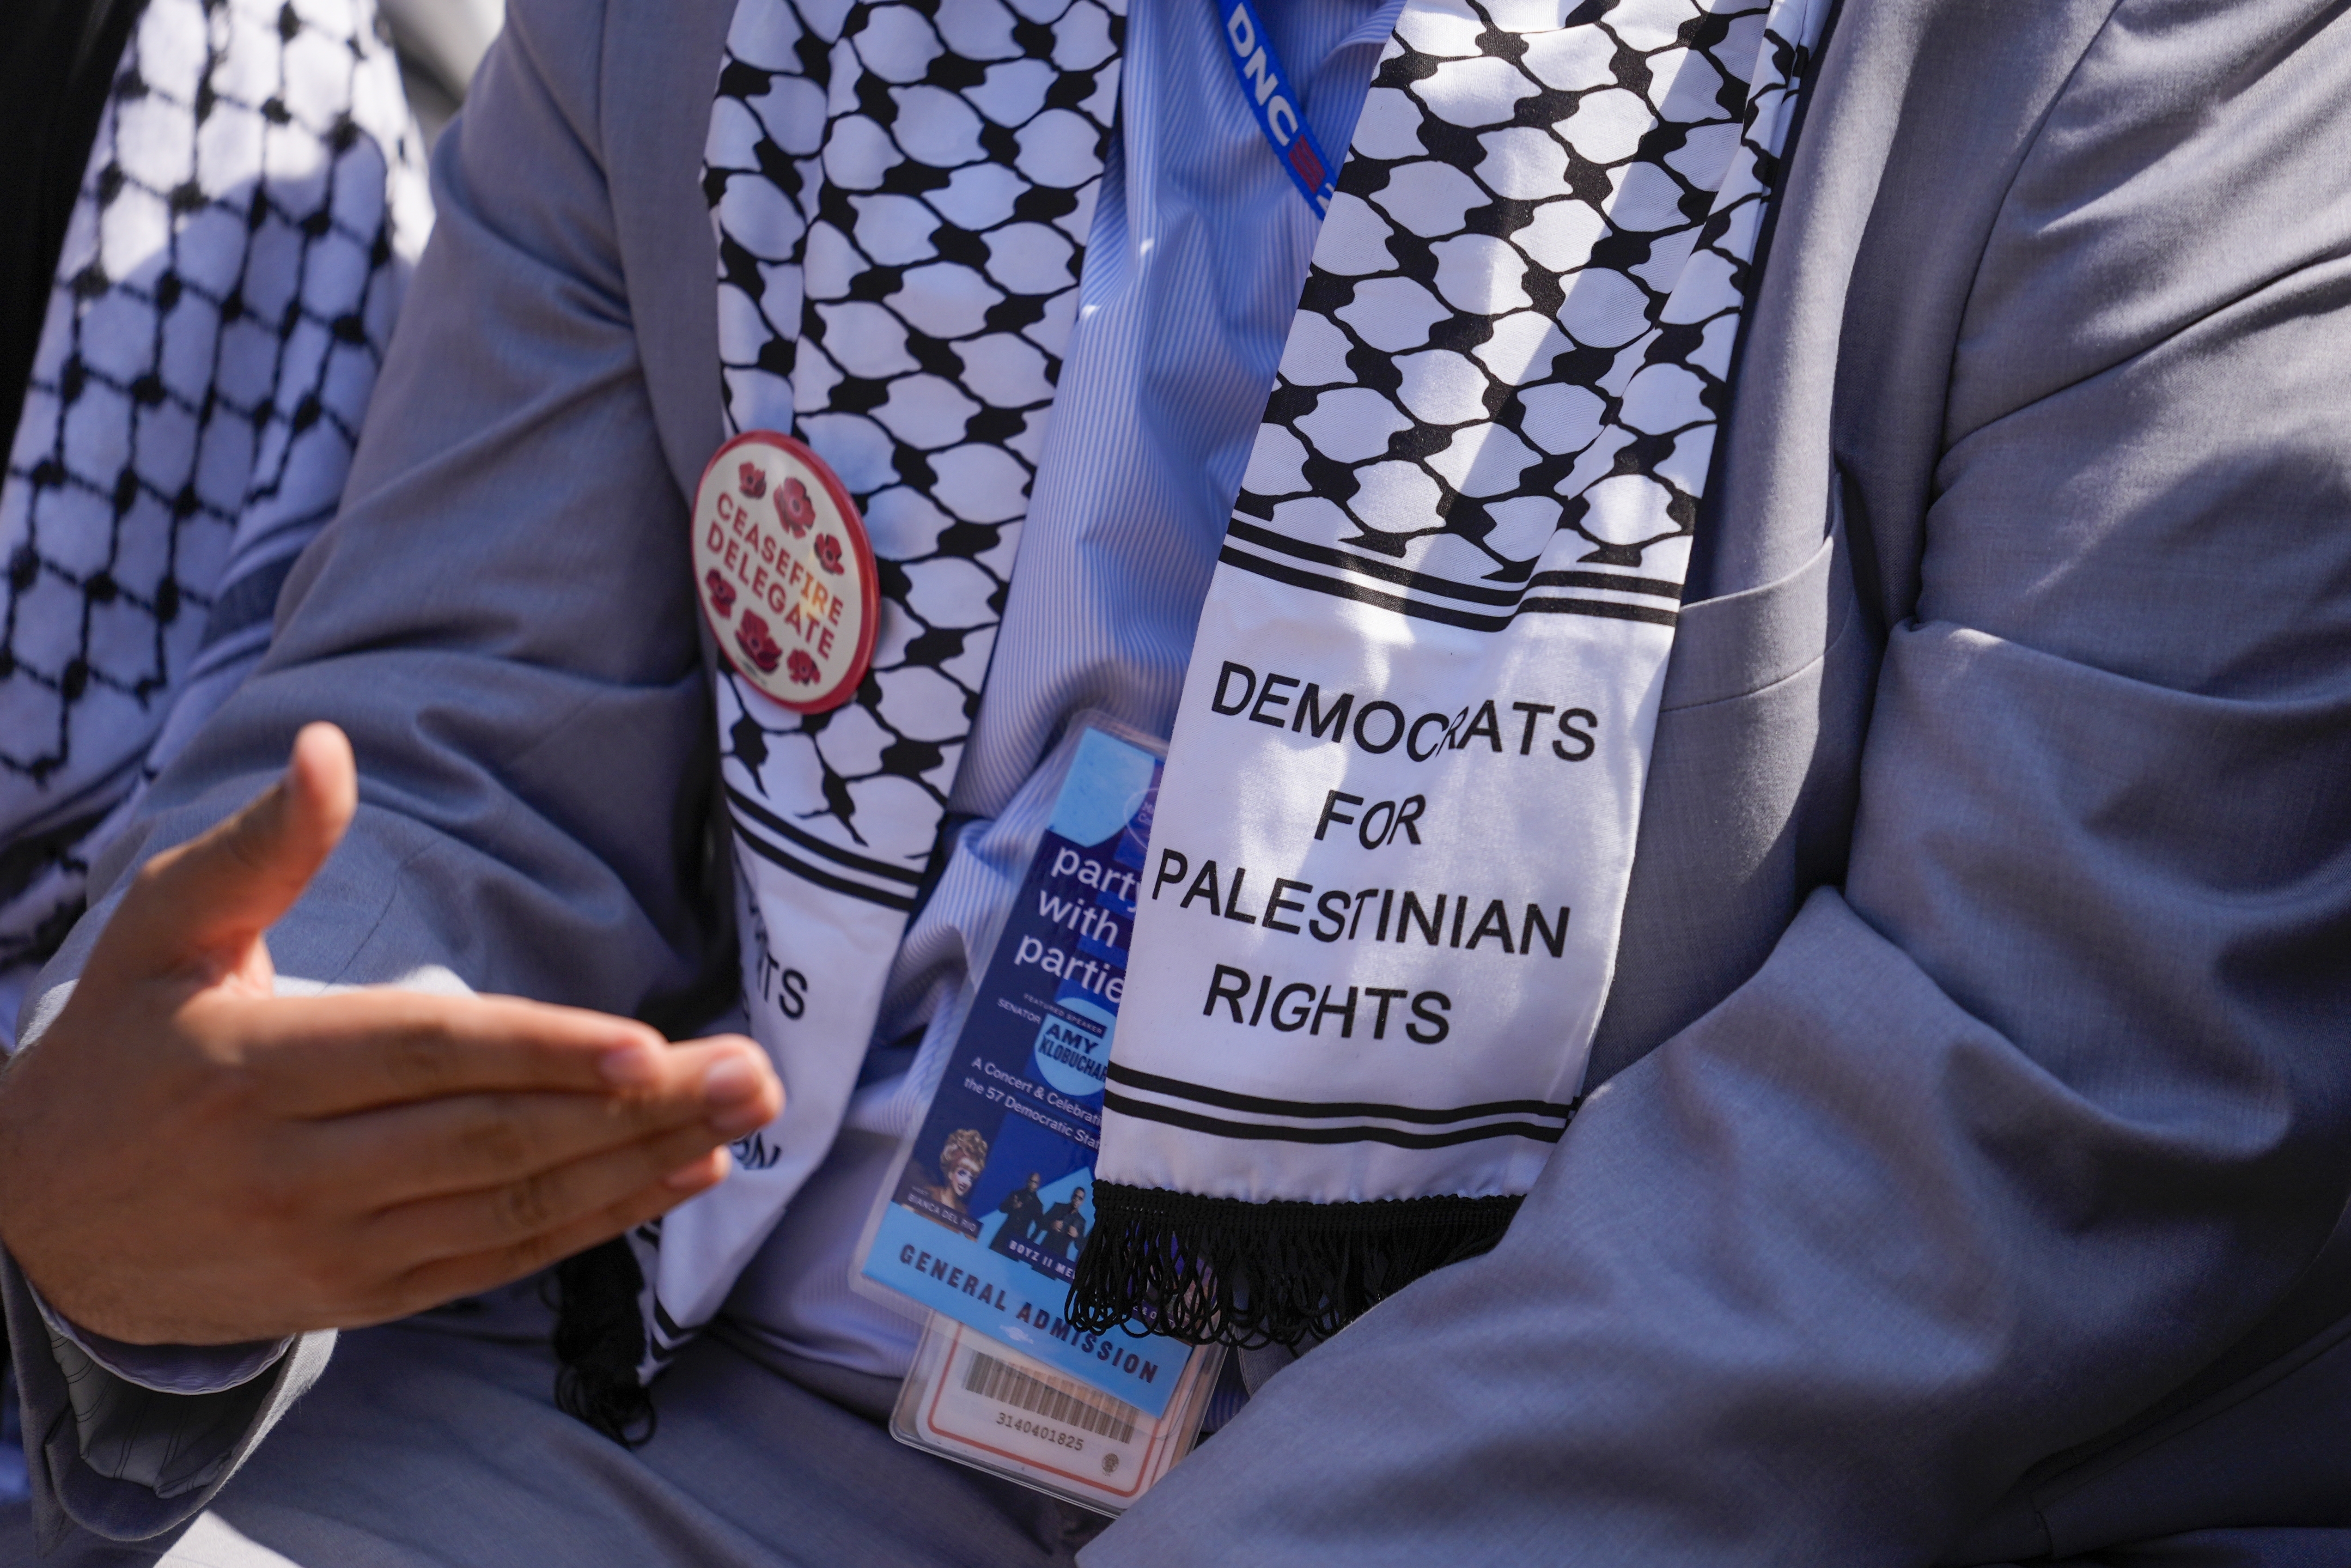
[
  {"x1": 549, "y1": 1238, "x2": 658, "y2": 1447},
  {"x1": 1065, "y1": 1185, "x2": 1523, "y2": 1349}
]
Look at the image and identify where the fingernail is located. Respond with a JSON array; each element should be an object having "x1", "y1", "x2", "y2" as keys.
[
  {"x1": 599, "y1": 1042, "x2": 661, "y2": 1087},
  {"x1": 702, "y1": 1053, "x2": 760, "y2": 1106},
  {"x1": 709, "y1": 1096, "x2": 773, "y2": 1137},
  {"x1": 696, "y1": 1062, "x2": 771, "y2": 1133}
]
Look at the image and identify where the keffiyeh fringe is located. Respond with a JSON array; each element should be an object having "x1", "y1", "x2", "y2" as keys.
[{"x1": 1067, "y1": 1186, "x2": 1529, "y2": 1348}]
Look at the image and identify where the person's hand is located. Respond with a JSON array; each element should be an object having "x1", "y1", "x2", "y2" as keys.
[{"x1": 0, "y1": 724, "x2": 781, "y2": 1347}]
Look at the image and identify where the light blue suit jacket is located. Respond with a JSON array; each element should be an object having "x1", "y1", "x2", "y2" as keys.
[{"x1": 11, "y1": 0, "x2": 2351, "y2": 1558}]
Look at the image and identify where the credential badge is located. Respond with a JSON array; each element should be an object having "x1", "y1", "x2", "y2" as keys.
[{"x1": 693, "y1": 432, "x2": 878, "y2": 712}]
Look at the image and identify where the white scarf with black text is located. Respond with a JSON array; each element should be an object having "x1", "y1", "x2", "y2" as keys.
[{"x1": 587, "y1": 0, "x2": 1824, "y2": 1408}]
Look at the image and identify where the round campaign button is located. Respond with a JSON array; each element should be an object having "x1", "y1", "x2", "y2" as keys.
[{"x1": 692, "y1": 431, "x2": 878, "y2": 714}]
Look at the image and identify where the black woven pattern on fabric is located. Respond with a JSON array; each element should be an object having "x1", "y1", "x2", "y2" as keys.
[
  {"x1": 707, "y1": 0, "x2": 1124, "y2": 885},
  {"x1": 0, "y1": 0, "x2": 422, "y2": 978},
  {"x1": 1230, "y1": 0, "x2": 1803, "y2": 600}
]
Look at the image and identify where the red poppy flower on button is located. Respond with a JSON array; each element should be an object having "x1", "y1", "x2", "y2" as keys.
[
  {"x1": 693, "y1": 432, "x2": 878, "y2": 714},
  {"x1": 779, "y1": 478, "x2": 815, "y2": 536}
]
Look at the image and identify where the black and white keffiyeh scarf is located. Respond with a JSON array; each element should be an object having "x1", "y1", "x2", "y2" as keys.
[
  {"x1": 0, "y1": 0, "x2": 430, "y2": 1034},
  {"x1": 570, "y1": 0, "x2": 1823, "y2": 1420}
]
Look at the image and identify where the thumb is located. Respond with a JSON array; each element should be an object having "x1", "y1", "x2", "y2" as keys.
[{"x1": 101, "y1": 723, "x2": 358, "y2": 982}]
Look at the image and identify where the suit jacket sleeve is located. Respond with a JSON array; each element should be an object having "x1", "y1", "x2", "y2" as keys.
[
  {"x1": 4, "y1": 1251, "x2": 333, "y2": 1551},
  {"x1": 1092, "y1": 2, "x2": 2351, "y2": 1562},
  {"x1": 8, "y1": 0, "x2": 731, "y2": 1539}
]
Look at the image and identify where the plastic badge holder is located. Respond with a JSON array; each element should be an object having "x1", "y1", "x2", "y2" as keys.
[
  {"x1": 893, "y1": 1312, "x2": 1224, "y2": 1516},
  {"x1": 852, "y1": 716, "x2": 1219, "y2": 1509}
]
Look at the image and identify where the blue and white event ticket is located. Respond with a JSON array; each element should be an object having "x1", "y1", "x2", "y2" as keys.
[{"x1": 860, "y1": 725, "x2": 1196, "y2": 1418}]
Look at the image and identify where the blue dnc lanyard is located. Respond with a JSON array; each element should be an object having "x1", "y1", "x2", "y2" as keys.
[{"x1": 1220, "y1": 0, "x2": 1341, "y2": 213}]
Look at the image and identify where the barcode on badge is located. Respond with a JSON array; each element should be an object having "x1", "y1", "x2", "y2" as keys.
[{"x1": 964, "y1": 1350, "x2": 1140, "y2": 1444}]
